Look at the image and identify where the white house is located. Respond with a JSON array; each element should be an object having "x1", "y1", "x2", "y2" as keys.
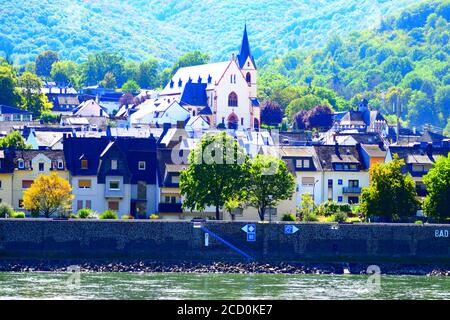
[{"x1": 73, "y1": 100, "x2": 109, "y2": 118}]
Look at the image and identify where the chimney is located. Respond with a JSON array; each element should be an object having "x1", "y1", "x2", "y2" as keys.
[
  {"x1": 232, "y1": 53, "x2": 235, "y2": 61},
  {"x1": 176, "y1": 120, "x2": 185, "y2": 129},
  {"x1": 335, "y1": 141, "x2": 340, "y2": 156},
  {"x1": 426, "y1": 142, "x2": 433, "y2": 157}
]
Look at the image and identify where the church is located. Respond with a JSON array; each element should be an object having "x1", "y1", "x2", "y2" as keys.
[{"x1": 159, "y1": 25, "x2": 260, "y2": 130}]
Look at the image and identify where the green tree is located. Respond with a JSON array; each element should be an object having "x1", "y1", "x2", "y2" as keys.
[
  {"x1": 35, "y1": 51, "x2": 59, "y2": 78},
  {"x1": 285, "y1": 94, "x2": 325, "y2": 120},
  {"x1": 423, "y1": 153, "x2": 450, "y2": 221},
  {"x1": 435, "y1": 85, "x2": 450, "y2": 120},
  {"x1": 0, "y1": 61, "x2": 19, "y2": 106},
  {"x1": 180, "y1": 132, "x2": 248, "y2": 220},
  {"x1": 360, "y1": 155, "x2": 420, "y2": 221},
  {"x1": 50, "y1": 60, "x2": 79, "y2": 86},
  {"x1": 99, "y1": 72, "x2": 117, "y2": 89},
  {"x1": 244, "y1": 155, "x2": 295, "y2": 221},
  {"x1": 0, "y1": 131, "x2": 31, "y2": 149},
  {"x1": 18, "y1": 72, "x2": 52, "y2": 117},
  {"x1": 121, "y1": 79, "x2": 140, "y2": 94},
  {"x1": 138, "y1": 58, "x2": 159, "y2": 88},
  {"x1": 82, "y1": 51, "x2": 125, "y2": 86}
]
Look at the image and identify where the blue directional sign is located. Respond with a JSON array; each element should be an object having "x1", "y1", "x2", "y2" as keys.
[
  {"x1": 284, "y1": 225, "x2": 299, "y2": 235},
  {"x1": 242, "y1": 224, "x2": 256, "y2": 242}
]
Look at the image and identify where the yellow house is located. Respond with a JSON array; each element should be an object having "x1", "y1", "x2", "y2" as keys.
[
  {"x1": 0, "y1": 150, "x2": 14, "y2": 207},
  {"x1": 12, "y1": 150, "x2": 69, "y2": 211}
]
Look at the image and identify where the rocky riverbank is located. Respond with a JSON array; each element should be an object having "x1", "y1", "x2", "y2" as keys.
[{"x1": 0, "y1": 260, "x2": 449, "y2": 276}]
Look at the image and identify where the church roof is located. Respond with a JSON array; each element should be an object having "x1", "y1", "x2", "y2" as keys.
[
  {"x1": 161, "y1": 61, "x2": 230, "y2": 95},
  {"x1": 237, "y1": 24, "x2": 256, "y2": 69},
  {"x1": 180, "y1": 81, "x2": 208, "y2": 107}
]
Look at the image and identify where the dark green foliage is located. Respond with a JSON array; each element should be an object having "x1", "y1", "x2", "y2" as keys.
[
  {"x1": 35, "y1": 51, "x2": 58, "y2": 78},
  {"x1": 360, "y1": 155, "x2": 420, "y2": 221},
  {"x1": 260, "y1": 0, "x2": 450, "y2": 128},
  {"x1": 423, "y1": 153, "x2": 450, "y2": 221},
  {"x1": 0, "y1": 203, "x2": 14, "y2": 218},
  {"x1": 0, "y1": 1, "x2": 419, "y2": 65},
  {"x1": 281, "y1": 213, "x2": 296, "y2": 221}
]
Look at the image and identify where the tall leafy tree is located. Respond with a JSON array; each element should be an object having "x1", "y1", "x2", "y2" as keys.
[
  {"x1": 18, "y1": 72, "x2": 51, "y2": 117},
  {"x1": 180, "y1": 132, "x2": 248, "y2": 220},
  {"x1": 23, "y1": 173, "x2": 74, "y2": 218},
  {"x1": 50, "y1": 60, "x2": 79, "y2": 86},
  {"x1": 360, "y1": 155, "x2": 420, "y2": 221},
  {"x1": 35, "y1": 51, "x2": 59, "y2": 78},
  {"x1": 423, "y1": 154, "x2": 450, "y2": 221},
  {"x1": 99, "y1": 72, "x2": 117, "y2": 89},
  {"x1": 244, "y1": 155, "x2": 295, "y2": 221},
  {"x1": 0, "y1": 60, "x2": 19, "y2": 106},
  {"x1": 138, "y1": 58, "x2": 159, "y2": 89},
  {"x1": 82, "y1": 51, "x2": 125, "y2": 86},
  {"x1": 121, "y1": 79, "x2": 140, "y2": 94}
]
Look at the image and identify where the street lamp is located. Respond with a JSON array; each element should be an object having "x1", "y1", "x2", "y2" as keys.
[{"x1": 268, "y1": 194, "x2": 273, "y2": 223}]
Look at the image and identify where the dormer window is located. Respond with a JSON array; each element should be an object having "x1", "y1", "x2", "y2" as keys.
[
  {"x1": 207, "y1": 75, "x2": 212, "y2": 84},
  {"x1": 38, "y1": 162, "x2": 45, "y2": 172},
  {"x1": 178, "y1": 79, "x2": 182, "y2": 87},
  {"x1": 138, "y1": 161, "x2": 146, "y2": 170},
  {"x1": 81, "y1": 159, "x2": 88, "y2": 169},
  {"x1": 169, "y1": 80, "x2": 174, "y2": 88},
  {"x1": 58, "y1": 160, "x2": 64, "y2": 170},
  {"x1": 18, "y1": 159, "x2": 24, "y2": 169},
  {"x1": 111, "y1": 159, "x2": 118, "y2": 170},
  {"x1": 295, "y1": 158, "x2": 311, "y2": 169},
  {"x1": 198, "y1": 76, "x2": 202, "y2": 83}
]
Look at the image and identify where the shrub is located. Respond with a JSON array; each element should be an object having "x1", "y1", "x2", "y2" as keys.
[
  {"x1": 122, "y1": 215, "x2": 134, "y2": 220},
  {"x1": 78, "y1": 208, "x2": 94, "y2": 219},
  {"x1": 99, "y1": 210, "x2": 118, "y2": 219},
  {"x1": 339, "y1": 204, "x2": 352, "y2": 213},
  {"x1": 149, "y1": 214, "x2": 159, "y2": 220},
  {"x1": 281, "y1": 213, "x2": 296, "y2": 221},
  {"x1": 415, "y1": 220, "x2": 424, "y2": 224},
  {"x1": 333, "y1": 212, "x2": 348, "y2": 223},
  {"x1": 0, "y1": 203, "x2": 14, "y2": 218},
  {"x1": 69, "y1": 214, "x2": 78, "y2": 219},
  {"x1": 302, "y1": 212, "x2": 319, "y2": 222},
  {"x1": 316, "y1": 201, "x2": 341, "y2": 216},
  {"x1": 11, "y1": 212, "x2": 25, "y2": 218}
]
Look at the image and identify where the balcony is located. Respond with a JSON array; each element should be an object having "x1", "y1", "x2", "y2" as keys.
[
  {"x1": 158, "y1": 203, "x2": 183, "y2": 213},
  {"x1": 342, "y1": 186, "x2": 362, "y2": 194}
]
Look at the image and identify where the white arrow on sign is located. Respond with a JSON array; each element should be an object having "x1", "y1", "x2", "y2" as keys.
[
  {"x1": 291, "y1": 226, "x2": 299, "y2": 234},
  {"x1": 241, "y1": 224, "x2": 256, "y2": 234}
]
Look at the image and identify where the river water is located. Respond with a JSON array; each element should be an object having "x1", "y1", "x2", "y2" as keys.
[{"x1": 0, "y1": 272, "x2": 449, "y2": 299}]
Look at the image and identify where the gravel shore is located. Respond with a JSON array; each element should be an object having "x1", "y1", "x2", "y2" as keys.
[{"x1": 0, "y1": 260, "x2": 448, "y2": 276}]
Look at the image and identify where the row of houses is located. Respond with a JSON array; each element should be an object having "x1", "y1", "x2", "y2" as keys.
[{"x1": 1, "y1": 126, "x2": 447, "y2": 220}]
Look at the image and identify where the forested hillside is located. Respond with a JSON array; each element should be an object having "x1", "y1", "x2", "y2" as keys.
[
  {"x1": 259, "y1": 0, "x2": 450, "y2": 130},
  {"x1": 0, "y1": 0, "x2": 417, "y2": 65}
]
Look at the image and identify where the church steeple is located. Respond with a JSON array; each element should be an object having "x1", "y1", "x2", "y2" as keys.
[{"x1": 237, "y1": 24, "x2": 256, "y2": 70}]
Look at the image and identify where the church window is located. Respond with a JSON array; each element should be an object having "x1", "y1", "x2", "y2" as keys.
[
  {"x1": 246, "y1": 72, "x2": 251, "y2": 84},
  {"x1": 228, "y1": 92, "x2": 238, "y2": 107}
]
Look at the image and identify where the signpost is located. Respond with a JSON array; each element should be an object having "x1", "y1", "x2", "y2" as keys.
[
  {"x1": 284, "y1": 225, "x2": 299, "y2": 235},
  {"x1": 241, "y1": 224, "x2": 256, "y2": 242}
]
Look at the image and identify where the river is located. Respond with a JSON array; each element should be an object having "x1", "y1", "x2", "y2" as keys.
[{"x1": 0, "y1": 272, "x2": 449, "y2": 300}]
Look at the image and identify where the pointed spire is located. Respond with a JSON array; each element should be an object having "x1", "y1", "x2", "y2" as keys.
[{"x1": 237, "y1": 24, "x2": 256, "y2": 69}]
